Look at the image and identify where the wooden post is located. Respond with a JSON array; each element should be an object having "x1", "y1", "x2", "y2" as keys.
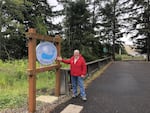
[
  {"x1": 55, "y1": 35, "x2": 61, "y2": 96},
  {"x1": 25, "y1": 28, "x2": 62, "y2": 112},
  {"x1": 55, "y1": 68, "x2": 61, "y2": 96},
  {"x1": 28, "y1": 28, "x2": 36, "y2": 113}
]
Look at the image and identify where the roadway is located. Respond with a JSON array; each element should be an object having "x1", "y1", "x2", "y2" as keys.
[{"x1": 51, "y1": 61, "x2": 150, "y2": 113}]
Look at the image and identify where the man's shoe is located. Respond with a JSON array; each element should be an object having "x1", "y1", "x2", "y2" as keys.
[
  {"x1": 72, "y1": 95, "x2": 77, "y2": 98},
  {"x1": 82, "y1": 96, "x2": 87, "y2": 101}
]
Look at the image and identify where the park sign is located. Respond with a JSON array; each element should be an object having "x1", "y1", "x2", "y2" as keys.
[
  {"x1": 36, "y1": 41, "x2": 57, "y2": 65},
  {"x1": 25, "y1": 28, "x2": 61, "y2": 113}
]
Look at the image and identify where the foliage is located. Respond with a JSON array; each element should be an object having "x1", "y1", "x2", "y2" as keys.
[
  {"x1": 126, "y1": 0, "x2": 150, "y2": 60},
  {"x1": 0, "y1": 0, "x2": 61, "y2": 61},
  {"x1": 60, "y1": 0, "x2": 103, "y2": 61},
  {"x1": 1, "y1": 0, "x2": 150, "y2": 61},
  {"x1": 98, "y1": 0, "x2": 130, "y2": 60},
  {"x1": 0, "y1": 59, "x2": 56, "y2": 110},
  {"x1": 0, "y1": 94, "x2": 26, "y2": 109},
  {"x1": 115, "y1": 54, "x2": 122, "y2": 61},
  {"x1": 0, "y1": 0, "x2": 132, "y2": 61},
  {"x1": 115, "y1": 54, "x2": 145, "y2": 61}
]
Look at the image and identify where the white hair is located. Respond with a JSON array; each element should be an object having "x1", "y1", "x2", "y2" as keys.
[{"x1": 74, "y1": 49, "x2": 80, "y2": 54}]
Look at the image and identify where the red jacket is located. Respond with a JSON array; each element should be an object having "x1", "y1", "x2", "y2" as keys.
[{"x1": 62, "y1": 54, "x2": 87, "y2": 76}]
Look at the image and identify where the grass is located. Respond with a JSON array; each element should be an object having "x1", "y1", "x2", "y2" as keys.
[
  {"x1": 115, "y1": 54, "x2": 145, "y2": 61},
  {"x1": 0, "y1": 59, "x2": 57, "y2": 110}
]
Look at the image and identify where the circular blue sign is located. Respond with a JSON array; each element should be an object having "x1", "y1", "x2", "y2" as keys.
[{"x1": 36, "y1": 42, "x2": 57, "y2": 65}]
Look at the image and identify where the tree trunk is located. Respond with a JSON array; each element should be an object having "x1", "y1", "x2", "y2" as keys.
[
  {"x1": 147, "y1": 0, "x2": 150, "y2": 61},
  {"x1": 112, "y1": 0, "x2": 116, "y2": 61}
]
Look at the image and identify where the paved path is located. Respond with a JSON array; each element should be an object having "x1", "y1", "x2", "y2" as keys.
[
  {"x1": 124, "y1": 45, "x2": 139, "y2": 56},
  {"x1": 51, "y1": 61, "x2": 150, "y2": 113}
]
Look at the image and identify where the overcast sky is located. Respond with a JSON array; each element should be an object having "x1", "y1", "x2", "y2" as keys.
[
  {"x1": 47, "y1": 0, "x2": 62, "y2": 10},
  {"x1": 47, "y1": 0, "x2": 58, "y2": 5}
]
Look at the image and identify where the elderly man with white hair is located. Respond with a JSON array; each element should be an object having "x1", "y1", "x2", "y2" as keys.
[{"x1": 57, "y1": 49, "x2": 87, "y2": 101}]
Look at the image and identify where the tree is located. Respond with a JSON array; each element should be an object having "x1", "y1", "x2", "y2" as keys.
[
  {"x1": 60, "y1": 0, "x2": 99, "y2": 61},
  {"x1": 0, "y1": 0, "x2": 26, "y2": 60},
  {"x1": 0, "y1": 0, "x2": 61, "y2": 60},
  {"x1": 97, "y1": 0, "x2": 128, "y2": 60},
  {"x1": 128, "y1": 0, "x2": 150, "y2": 61}
]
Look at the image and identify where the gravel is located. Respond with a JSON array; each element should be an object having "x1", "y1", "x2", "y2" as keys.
[{"x1": 0, "y1": 95, "x2": 71, "y2": 113}]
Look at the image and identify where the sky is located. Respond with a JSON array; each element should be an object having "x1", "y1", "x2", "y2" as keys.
[
  {"x1": 47, "y1": 0, "x2": 58, "y2": 5},
  {"x1": 121, "y1": 35, "x2": 133, "y2": 45},
  {"x1": 47, "y1": 0, "x2": 62, "y2": 11},
  {"x1": 47, "y1": 0, "x2": 63, "y2": 24},
  {"x1": 47, "y1": 0, "x2": 133, "y2": 45}
]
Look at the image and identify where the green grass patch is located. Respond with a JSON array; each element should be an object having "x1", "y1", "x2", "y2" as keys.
[
  {"x1": 0, "y1": 59, "x2": 57, "y2": 110},
  {"x1": 0, "y1": 94, "x2": 26, "y2": 109},
  {"x1": 115, "y1": 54, "x2": 145, "y2": 61}
]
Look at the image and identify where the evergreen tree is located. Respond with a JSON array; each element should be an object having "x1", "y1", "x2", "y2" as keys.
[
  {"x1": 60, "y1": 0, "x2": 98, "y2": 61},
  {"x1": 128, "y1": 0, "x2": 150, "y2": 61},
  {"x1": 0, "y1": 0, "x2": 61, "y2": 60},
  {"x1": 96, "y1": 0, "x2": 129, "y2": 60},
  {"x1": 0, "y1": 0, "x2": 26, "y2": 60}
]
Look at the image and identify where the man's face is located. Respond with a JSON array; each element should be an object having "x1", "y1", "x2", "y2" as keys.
[{"x1": 74, "y1": 51, "x2": 79, "y2": 58}]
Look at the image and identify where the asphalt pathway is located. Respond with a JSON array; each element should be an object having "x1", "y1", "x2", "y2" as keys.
[{"x1": 51, "y1": 61, "x2": 150, "y2": 113}]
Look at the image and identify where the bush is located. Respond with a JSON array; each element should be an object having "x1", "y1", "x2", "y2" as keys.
[{"x1": 115, "y1": 54, "x2": 122, "y2": 61}]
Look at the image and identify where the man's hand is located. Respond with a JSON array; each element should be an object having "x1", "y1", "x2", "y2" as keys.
[
  {"x1": 81, "y1": 75, "x2": 85, "y2": 78},
  {"x1": 57, "y1": 56, "x2": 62, "y2": 61}
]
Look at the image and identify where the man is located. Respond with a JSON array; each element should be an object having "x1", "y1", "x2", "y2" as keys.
[{"x1": 57, "y1": 50, "x2": 87, "y2": 101}]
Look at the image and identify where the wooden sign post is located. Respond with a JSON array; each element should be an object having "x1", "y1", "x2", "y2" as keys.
[{"x1": 25, "y1": 28, "x2": 61, "y2": 113}]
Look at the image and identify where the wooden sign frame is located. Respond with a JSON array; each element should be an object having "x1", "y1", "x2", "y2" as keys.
[{"x1": 25, "y1": 28, "x2": 61, "y2": 113}]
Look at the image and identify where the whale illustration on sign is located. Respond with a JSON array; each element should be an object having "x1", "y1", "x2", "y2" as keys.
[
  {"x1": 41, "y1": 53, "x2": 54, "y2": 59},
  {"x1": 36, "y1": 42, "x2": 57, "y2": 65}
]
